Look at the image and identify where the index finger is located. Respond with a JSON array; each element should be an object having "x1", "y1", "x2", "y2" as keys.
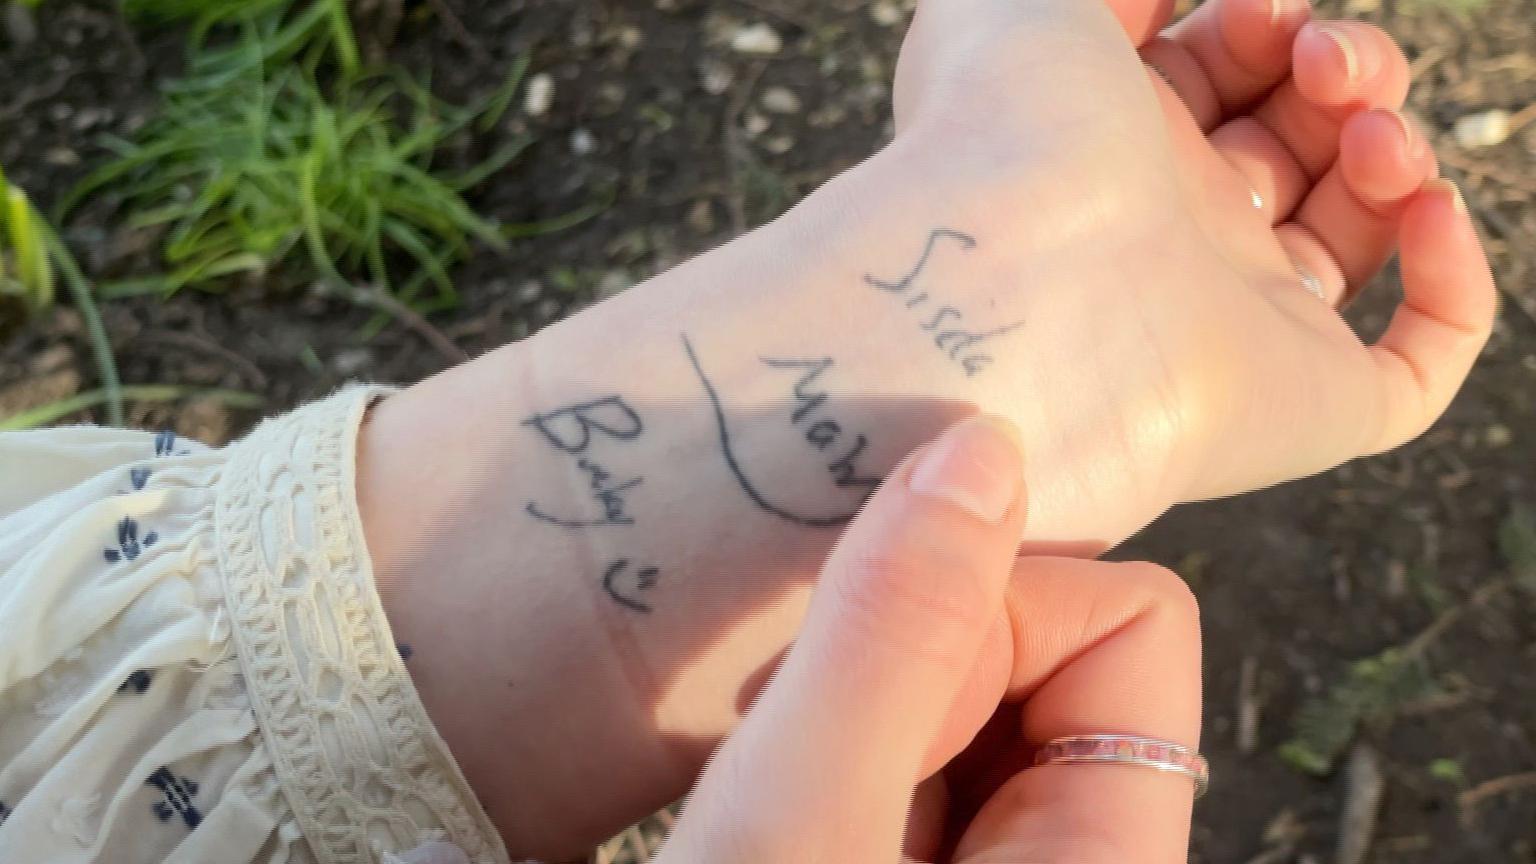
[
  {"x1": 952, "y1": 559, "x2": 1203, "y2": 863},
  {"x1": 1365, "y1": 179, "x2": 1498, "y2": 454}
]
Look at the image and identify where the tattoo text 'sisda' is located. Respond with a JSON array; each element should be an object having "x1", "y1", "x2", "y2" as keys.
[{"x1": 866, "y1": 228, "x2": 1022, "y2": 378}]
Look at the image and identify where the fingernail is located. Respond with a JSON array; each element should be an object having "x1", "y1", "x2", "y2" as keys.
[
  {"x1": 1316, "y1": 24, "x2": 1361, "y2": 83},
  {"x1": 1384, "y1": 110, "x2": 1425, "y2": 159},
  {"x1": 1428, "y1": 178, "x2": 1466, "y2": 213},
  {"x1": 908, "y1": 415, "x2": 1023, "y2": 524},
  {"x1": 1270, "y1": 0, "x2": 1308, "y2": 26}
]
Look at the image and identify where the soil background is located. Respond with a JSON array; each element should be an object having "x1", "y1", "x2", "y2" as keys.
[{"x1": 3, "y1": 0, "x2": 1536, "y2": 861}]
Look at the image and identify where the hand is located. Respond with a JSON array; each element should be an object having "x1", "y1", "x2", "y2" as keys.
[
  {"x1": 656, "y1": 417, "x2": 1203, "y2": 862},
  {"x1": 883, "y1": 0, "x2": 1496, "y2": 541},
  {"x1": 357, "y1": 1, "x2": 1493, "y2": 854}
]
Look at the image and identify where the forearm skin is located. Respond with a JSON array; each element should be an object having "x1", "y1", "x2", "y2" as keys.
[{"x1": 357, "y1": 144, "x2": 1181, "y2": 859}]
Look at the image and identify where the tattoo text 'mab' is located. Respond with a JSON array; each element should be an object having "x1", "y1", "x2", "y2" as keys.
[
  {"x1": 866, "y1": 228, "x2": 1022, "y2": 378},
  {"x1": 762, "y1": 357, "x2": 881, "y2": 492},
  {"x1": 684, "y1": 335, "x2": 880, "y2": 528},
  {"x1": 523, "y1": 397, "x2": 661, "y2": 613}
]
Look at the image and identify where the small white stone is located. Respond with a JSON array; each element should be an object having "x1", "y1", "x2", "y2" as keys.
[
  {"x1": 731, "y1": 23, "x2": 782, "y2": 55},
  {"x1": 523, "y1": 72, "x2": 556, "y2": 117},
  {"x1": 763, "y1": 134, "x2": 795, "y2": 155},
  {"x1": 808, "y1": 104, "x2": 848, "y2": 128},
  {"x1": 332, "y1": 349, "x2": 374, "y2": 377},
  {"x1": 44, "y1": 148, "x2": 80, "y2": 167},
  {"x1": 29, "y1": 344, "x2": 74, "y2": 374},
  {"x1": 699, "y1": 59, "x2": 735, "y2": 95},
  {"x1": 870, "y1": 1, "x2": 903, "y2": 26},
  {"x1": 760, "y1": 86, "x2": 802, "y2": 114},
  {"x1": 1454, "y1": 109, "x2": 1513, "y2": 149},
  {"x1": 1486, "y1": 424, "x2": 1513, "y2": 448},
  {"x1": 570, "y1": 128, "x2": 597, "y2": 155},
  {"x1": 597, "y1": 270, "x2": 632, "y2": 298},
  {"x1": 742, "y1": 112, "x2": 770, "y2": 138},
  {"x1": 72, "y1": 107, "x2": 111, "y2": 132}
]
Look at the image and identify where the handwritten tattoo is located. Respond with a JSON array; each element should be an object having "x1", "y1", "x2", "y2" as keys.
[
  {"x1": 603, "y1": 558, "x2": 661, "y2": 614},
  {"x1": 760, "y1": 357, "x2": 881, "y2": 491},
  {"x1": 683, "y1": 334, "x2": 877, "y2": 528},
  {"x1": 526, "y1": 459, "x2": 644, "y2": 528},
  {"x1": 524, "y1": 397, "x2": 647, "y2": 529},
  {"x1": 865, "y1": 228, "x2": 1022, "y2": 377},
  {"x1": 524, "y1": 397, "x2": 643, "y2": 452},
  {"x1": 523, "y1": 396, "x2": 660, "y2": 612}
]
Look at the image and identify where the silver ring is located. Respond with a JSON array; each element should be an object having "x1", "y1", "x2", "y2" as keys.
[{"x1": 1034, "y1": 734, "x2": 1209, "y2": 798}]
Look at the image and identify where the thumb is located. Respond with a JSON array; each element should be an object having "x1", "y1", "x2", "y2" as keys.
[{"x1": 658, "y1": 415, "x2": 1027, "y2": 863}]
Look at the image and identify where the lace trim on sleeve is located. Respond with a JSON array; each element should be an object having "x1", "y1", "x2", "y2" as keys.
[{"x1": 214, "y1": 386, "x2": 510, "y2": 864}]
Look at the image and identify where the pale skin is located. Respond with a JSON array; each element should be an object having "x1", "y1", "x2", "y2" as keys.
[
  {"x1": 654, "y1": 415, "x2": 1205, "y2": 863},
  {"x1": 355, "y1": 0, "x2": 1498, "y2": 859}
]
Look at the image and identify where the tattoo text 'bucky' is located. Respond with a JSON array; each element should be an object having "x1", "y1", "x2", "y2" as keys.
[
  {"x1": 524, "y1": 397, "x2": 646, "y2": 528},
  {"x1": 523, "y1": 396, "x2": 661, "y2": 613},
  {"x1": 866, "y1": 228, "x2": 1022, "y2": 378}
]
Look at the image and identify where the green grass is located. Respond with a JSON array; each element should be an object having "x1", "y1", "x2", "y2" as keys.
[
  {"x1": 1, "y1": 166, "x2": 55, "y2": 315},
  {"x1": 1498, "y1": 503, "x2": 1536, "y2": 594},
  {"x1": 64, "y1": 21, "x2": 528, "y2": 309},
  {"x1": 2, "y1": 167, "x2": 124, "y2": 426},
  {"x1": 129, "y1": 0, "x2": 360, "y2": 78},
  {"x1": 1279, "y1": 646, "x2": 1440, "y2": 776},
  {"x1": 1280, "y1": 534, "x2": 1525, "y2": 778},
  {"x1": 0, "y1": 385, "x2": 259, "y2": 431},
  {"x1": 8, "y1": 0, "x2": 584, "y2": 430}
]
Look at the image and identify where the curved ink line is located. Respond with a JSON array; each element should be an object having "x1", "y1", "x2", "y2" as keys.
[
  {"x1": 681, "y1": 334, "x2": 858, "y2": 529},
  {"x1": 603, "y1": 559, "x2": 653, "y2": 614},
  {"x1": 864, "y1": 228, "x2": 977, "y2": 292},
  {"x1": 525, "y1": 500, "x2": 633, "y2": 529}
]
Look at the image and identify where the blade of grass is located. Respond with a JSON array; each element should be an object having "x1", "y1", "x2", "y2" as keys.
[
  {"x1": 44, "y1": 228, "x2": 124, "y2": 426},
  {"x1": 477, "y1": 55, "x2": 532, "y2": 133},
  {"x1": 62, "y1": 9, "x2": 547, "y2": 316},
  {"x1": 4, "y1": 184, "x2": 54, "y2": 310},
  {"x1": 502, "y1": 189, "x2": 615, "y2": 240},
  {"x1": 2, "y1": 385, "x2": 262, "y2": 431},
  {"x1": 451, "y1": 136, "x2": 533, "y2": 191}
]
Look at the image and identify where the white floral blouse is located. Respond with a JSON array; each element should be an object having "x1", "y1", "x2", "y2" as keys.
[{"x1": 0, "y1": 387, "x2": 511, "y2": 864}]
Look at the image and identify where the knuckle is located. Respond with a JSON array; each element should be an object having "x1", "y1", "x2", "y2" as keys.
[{"x1": 1119, "y1": 562, "x2": 1202, "y2": 631}]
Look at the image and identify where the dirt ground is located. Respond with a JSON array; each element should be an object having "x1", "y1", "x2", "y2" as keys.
[{"x1": 3, "y1": 0, "x2": 1536, "y2": 861}]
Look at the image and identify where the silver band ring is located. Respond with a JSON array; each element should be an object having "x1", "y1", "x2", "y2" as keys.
[{"x1": 1034, "y1": 734, "x2": 1209, "y2": 798}]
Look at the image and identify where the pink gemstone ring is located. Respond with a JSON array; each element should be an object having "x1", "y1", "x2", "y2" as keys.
[{"x1": 1033, "y1": 734, "x2": 1209, "y2": 798}]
